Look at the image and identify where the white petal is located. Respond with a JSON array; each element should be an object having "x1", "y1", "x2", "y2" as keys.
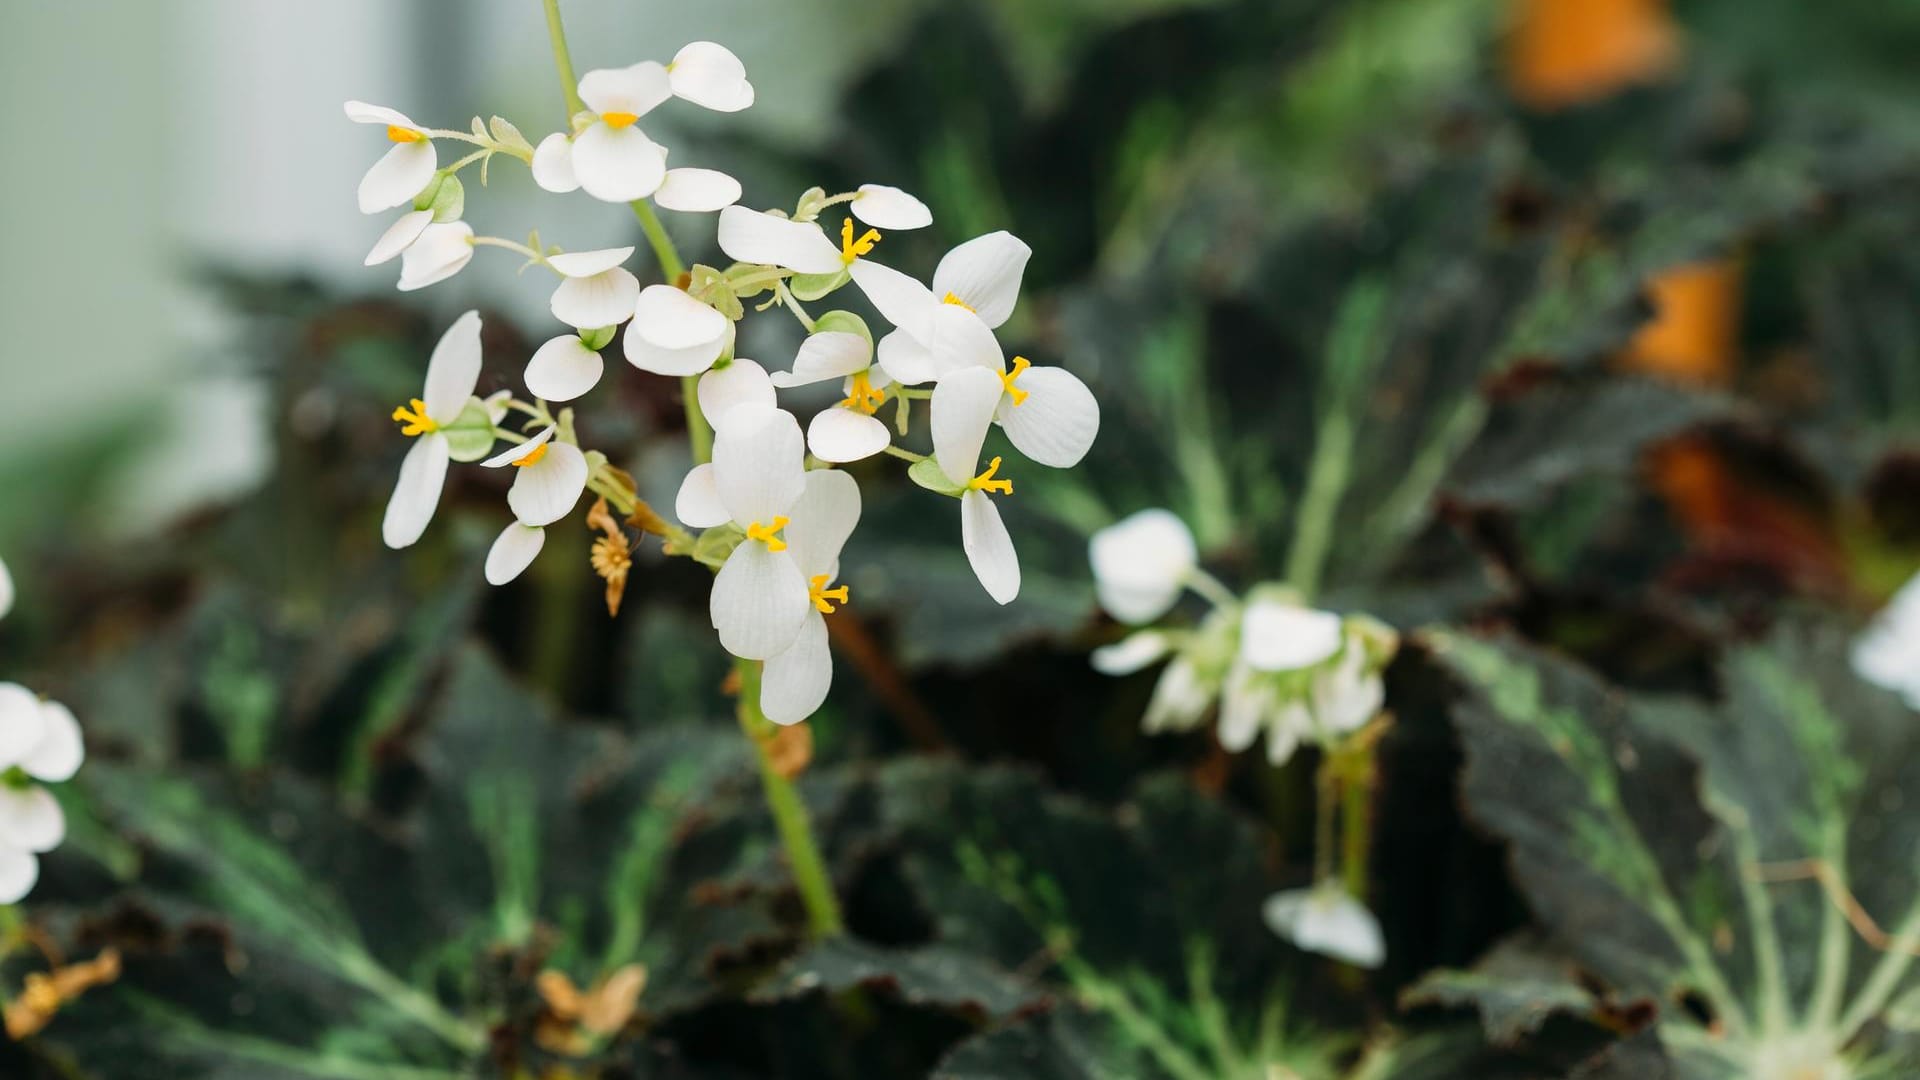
[
  {"x1": 423, "y1": 310, "x2": 484, "y2": 422},
  {"x1": 1854, "y1": 570, "x2": 1920, "y2": 710},
  {"x1": 932, "y1": 231, "x2": 1032, "y2": 328},
  {"x1": 921, "y1": 305, "x2": 1005, "y2": 378},
  {"x1": 572, "y1": 123, "x2": 667, "y2": 203},
  {"x1": 998, "y1": 365, "x2": 1099, "y2": 468},
  {"x1": 697, "y1": 358, "x2": 776, "y2": 428},
  {"x1": 21, "y1": 701, "x2": 83, "y2": 783},
  {"x1": 1144, "y1": 657, "x2": 1215, "y2": 732},
  {"x1": 482, "y1": 424, "x2": 555, "y2": 468},
  {"x1": 344, "y1": 101, "x2": 417, "y2": 128},
  {"x1": 847, "y1": 259, "x2": 939, "y2": 338},
  {"x1": 710, "y1": 545, "x2": 809, "y2": 660},
  {"x1": 524, "y1": 335, "x2": 605, "y2": 402},
  {"x1": 1217, "y1": 668, "x2": 1266, "y2": 752},
  {"x1": 669, "y1": 42, "x2": 754, "y2": 112},
  {"x1": 548, "y1": 246, "x2": 636, "y2": 278},
  {"x1": 961, "y1": 490, "x2": 1020, "y2": 605},
  {"x1": 807, "y1": 408, "x2": 891, "y2": 464},
  {"x1": 711, "y1": 404, "x2": 806, "y2": 526},
  {"x1": 382, "y1": 434, "x2": 450, "y2": 549},
  {"x1": 772, "y1": 331, "x2": 872, "y2": 388},
  {"x1": 508, "y1": 441, "x2": 589, "y2": 527},
  {"x1": 623, "y1": 326, "x2": 728, "y2": 376},
  {"x1": 634, "y1": 284, "x2": 729, "y2": 349},
  {"x1": 851, "y1": 184, "x2": 932, "y2": 230},
  {"x1": 1090, "y1": 508, "x2": 1198, "y2": 625},
  {"x1": 551, "y1": 266, "x2": 641, "y2": 329},
  {"x1": 654, "y1": 167, "x2": 742, "y2": 212},
  {"x1": 0, "y1": 684, "x2": 48, "y2": 770},
  {"x1": 0, "y1": 555, "x2": 12, "y2": 621},
  {"x1": 578, "y1": 62, "x2": 672, "y2": 119},
  {"x1": 931, "y1": 366, "x2": 1005, "y2": 486},
  {"x1": 785, "y1": 469, "x2": 862, "y2": 579},
  {"x1": 675, "y1": 463, "x2": 731, "y2": 529},
  {"x1": 365, "y1": 209, "x2": 433, "y2": 266},
  {"x1": 0, "y1": 850, "x2": 36, "y2": 904},
  {"x1": 875, "y1": 329, "x2": 941, "y2": 387},
  {"x1": 0, "y1": 787, "x2": 65, "y2": 853},
  {"x1": 484, "y1": 389, "x2": 513, "y2": 425},
  {"x1": 762, "y1": 613, "x2": 832, "y2": 725},
  {"x1": 358, "y1": 140, "x2": 438, "y2": 214},
  {"x1": 531, "y1": 133, "x2": 581, "y2": 193},
  {"x1": 397, "y1": 222, "x2": 475, "y2": 291},
  {"x1": 717, "y1": 206, "x2": 843, "y2": 275},
  {"x1": 1240, "y1": 600, "x2": 1343, "y2": 672},
  {"x1": 485, "y1": 522, "x2": 547, "y2": 585},
  {"x1": 1264, "y1": 888, "x2": 1384, "y2": 969},
  {"x1": 1091, "y1": 631, "x2": 1173, "y2": 675}
]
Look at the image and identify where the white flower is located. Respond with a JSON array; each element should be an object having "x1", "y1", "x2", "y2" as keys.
[
  {"x1": 481, "y1": 426, "x2": 590, "y2": 528},
  {"x1": 485, "y1": 521, "x2": 548, "y2": 586},
  {"x1": 1263, "y1": 884, "x2": 1384, "y2": 969},
  {"x1": 548, "y1": 247, "x2": 640, "y2": 330},
  {"x1": 673, "y1": 405, "x2": 855, "y2": 660},
  {"x1": 532, "y1": 133, "x2": 581, "y2": 193},
  {"x1": 1219, "y1": 601, "x2": 1389, "y2": 765},
  {"x1": 1093, "y1": 606, "x2": 1238, "y2": 734},
  {"x1": 0, "y1": 554, "x2": 12, "y2": 621},
  {"x1": 534, "y1": 131, "x2": 741, "y2": 212},
  {"x1": 760, "y1": 469, "x2": 861, "y2": 725},
  {"x1": 345, "y1": 101, "x2": 437, "y2": 214},
  {"x1": 770, "y1": 330, "x2": 894, "y2": 463},
  {"x1": 571, "y1": 63, "x2": 672, "y2": 202},
  {"x1": 398, "y1": 221, "x2": 475, "y2": 292},
  {"x1": 696, "y1": 357, "x2": 776, "y2": 430},
  {"x1": 1239, "y1": 598, "x2": 1343, "y2": 672},
  {"x1": 383, "y1": 312, "x2": 484, "y2": 549},
  {"x1": 525, "y1": 334, "x2": 606, "y2": 403},
  {"x1": 1853, "y1": 569, "x2": 1920, "y2": 710},
  {"x1": 1090, "y1": 509, "x2": 1198, "y2": 624},
  {"x1": 0, "y1": 684, "x2": 84, "y2": 904},
  {"x1": 365, "y1": 209, "x2": 434, "y2": 266},
  {"x1": 716, "y1": 188, "x2": 930, "y2": 277},
  {"x1": 624, "y1": 285, "x2": 732, "y2": 376},
  {"x1": 667, "y1": 41, "x2": 755, "y2": 112},
  {"x1": 929, "y1": 366, "x2": 1023, "y2": 605}
]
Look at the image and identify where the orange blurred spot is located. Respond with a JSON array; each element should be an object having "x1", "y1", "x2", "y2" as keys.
[
  {"x1": 1506, "y1": 0, "x2": 1682, "y2": 110},
  {"x1": 1623, "y1": 260, "x2": 1741, "y2": 386}
]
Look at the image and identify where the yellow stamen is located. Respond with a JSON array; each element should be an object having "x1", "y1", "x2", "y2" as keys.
[
  {"x1": 600, "y1": 111, "x2": 640, "y2": 129},
  {"x1": 839, "y1": 217, "x2": 881, "y2": 264},
  {"x1": 746, "y1": 515, "x2": 791, "y2": 552},
  {"x1": 512, "y1": 442, "x2": 551, "y2": 468},
  {"x1": 809, "y1": 574, "x2": 850, "y2": 614},
  {"x1": 942, "y1": 292, "x2": 975, "y2": 313},
  {"x1": 839, "y1": 371, "x2": 887, "y2": 415},
  {"x1": 391, "y1": 399, "x2": 438, "y2": 437},
  {"x1": 387, "y1": 125, "x2": 425, "y2": 144},
  {"x1": 969, "y1": 456, "x2": 1013, "y2": 496},
  {"x1": 999, "y1": 356, "x2": 1032, "y2": 407}
]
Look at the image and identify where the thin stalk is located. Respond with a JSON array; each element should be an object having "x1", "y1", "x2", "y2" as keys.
[
  {"x1": 1339, "y1": 746, "x2": 1370, "y2": 901},
  {"x1": 736, "y1": 660, "x2": 845, "y2": 938},
  {"x1": 630, "y1": 200, "x2": 686, "y2": 281},
  {"x1": 1184, "y1": 568, "x2": 1239, "y2": 612},
  {"x1": 882, "y1": 445, "x2": 926, "y2": 463},
  {"x1": 539, "y1": 0, "x2": 585, "y2": 117},
  {"x1": 1314, "y1": 756, "x2": 1337, "y2": 885},
  {"x1": 682, "y1": 375, "x2": 713, "y2": 464}
]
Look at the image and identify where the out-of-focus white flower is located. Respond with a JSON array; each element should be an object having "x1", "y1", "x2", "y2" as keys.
[
  {"x1": 1263, "y1": 884, "x2": 1384, "y2": 969},
  {"x1": 717, "y1": 192, "x2": 930, "y2": 277},
  {"x1": 485, "y1": 521, "x2": 548, "y2": 586},
  {"x1": 667, "y1": 41, "x2": 755, "y2": 112},
  {"x1": 1090, "y1": 510, "x2": 1198, "y2": 624},
  {"x1": 1854, "y1": 569, "x2": 1920, "y2": 710},
  {"x1": 624, "y1": 285, "x2": 733, "y2": 376},
  {"x1": 481, "y1": 425, "x2": 590, "y2": 528},
  {"x1": 345, "y1": 101, "x2": 437, "y2": 214},
  {"x1": 1219, "y1": 598, "x2": 1392, "y2": 765},
  {"x1": 928, "y1": 366, "x2": 1023, "y2": 605},
  {"x1": 1093, "y1": 606, "x2": 1239, "y2": 734},
  {"x1": 1239, "y1": 599, "x2": 1344, "y2": 673},
  {"x1": 525, "y1": 334, "x2": 606, "y2": 403},
  {"x1": 383, "y1": 312, "x2": 485, "y2": 549},
  {"x1": 365, "y1": 209, "x2": 434, "y2": 266},
  {"x1": 0, "y1": 684, "x2": 84, "y2": 904},
  {"x1": 0, "y1": 554, "x2": 12, "y2": 621},
  {"x1": 760, "y1": 469, "x2": 861, "y2": 725},
  {"x1": 770, "y1": 330, "x2": 895, "y2": 464},
  {"x1": 398, "y1": 221, "x2": 476, "y2": 292},
  {"x1": 548, "y1": 247, "x2": 640, "y2": 330}
]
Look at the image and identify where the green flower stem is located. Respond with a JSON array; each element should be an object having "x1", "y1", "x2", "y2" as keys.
[
  {"x1": 881, "y1": 445, "x2": 926, "y2": 463},
  {"x1": 630, "y1": 199, "x2": 686, "y2": 280},
  {"x1": 540, "y1": 0, "x2": 585, "y2": 117},
  {"x1": 736, "y1": 659, "x2": 845, "y2": 938},
  {"x1": 1338, "y1": 744, "x2": 1370, "y2": 901},
  {"x1": 1313, "y1": 756, "x2": 1337, "y2": 885}
]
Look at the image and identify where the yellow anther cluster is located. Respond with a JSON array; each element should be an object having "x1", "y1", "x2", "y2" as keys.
[
  {"x1": 970, "y1": 456, "x2": 1013, "y2": 496},
  {"x1": 387, "y1": 125, "x2": 426, "y2": 144},
  {"x1": 600, "y1": 111, "x2": 641, "y2": 129},
  {"x1": 391, "y1": 399, "x2": 438, "y2": 437},
  {"x1": 999, "y1": 356, "x2": 1032, "y2": 406},
  {"x1": 840, "y1": 372, "x2": 887, "y2": 414},
  {"x1": 809, "y1": 574, "x2": 850, "y2": 614},
  {"x1": 839, "y1": 217, "x2": 881, "y2": 264},
  {"x1": 512, "y1": 442, "x2": 551, "y2": 468},
  {"x1": 746, "y1": 516, "x2": 792, "y2": 551}
]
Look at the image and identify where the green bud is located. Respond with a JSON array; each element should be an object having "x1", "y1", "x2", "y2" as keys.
[
  {"x1": 428, "y1": 174, "x2": 465, "y2": 222},
  {"x1": 793, "y1": 186, "x2": 829, "y2": 222},
  {"x1": 789, "y1": 268, "x2": 850, "y2": 302},
  {"x1": 909, "y1": 457, "x2": 966, "y2": 497},
  {"x1": 487, "y1": 115, "x2": 533, "y2": 155},
  {"x1": 811, "y1": 310, "x2": 873, "y2": 346},
  {"x1": 579, "y1": 325, "x2": 617, "y2": 352}
]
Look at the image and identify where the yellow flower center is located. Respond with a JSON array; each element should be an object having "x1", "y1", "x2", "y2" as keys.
[
  {"x1": 839, "y1": 371, "x2": 887, "y2": 415},
  {"x1": 969, "y1": 456, "x2": 1013, "y2": 496},
  {"x1": 601, "y1": 111, "x2": 641, "y2": 129},
  {"x1": 999, "y1": 356, "x2": 1032, "y2": 407},
  {"x1": 942, "y1": 292, "x2": 975, "y2": 312},
  {"x1": 391, "y1": 399, "x2": 438, "y2": 437},
  {"x1": 387, "y1": 125, "x2": 426, "y2": 144},
  {"x1": 512, "y1": 442, "x2": 551, "y2": 468},
  {"x1": 746, "y1": 515, "x2": 791, "y2": 551},
  {"x1": 809, "y1": 574, "x2": 850, "y2": 614},
  {"x1": 840, "y1": 217, "x2": 881, "y2": 264}
]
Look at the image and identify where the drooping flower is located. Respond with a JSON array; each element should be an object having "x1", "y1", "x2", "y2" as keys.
[
  {"x1": 0, "y1": 554, "x2": 12, "y2": 621},
  {"x1": 1853, "y1": 569, "x2": 1920, "y2": 710},
  {"x1": 624, "y1": 285, "x2": 732, "y2": 376},
  {"x1": 482, "y1": 426, "x2": 591, "y2": 528},
  {"x1": 1089, "y1": 509, "x2": 1199, "y2": 624},
  {"x1": 770, "y1": 329, "x2": 895, "y2": 464},
  {"x1": 1218, "y1": 596, "x2": 1392, "y2": 765},
  {"x1": 667, "y1": 41, "x2": 755, "y2": 112},
  {"x1": 570, "y1": 64, "x2": 672, "y2": 202},
  {"x1": 383, "y1": 312, "x2": 486, "y2": 549},
  {"x1": 929, "y1": 367, "x2": 1023, "y2": 604},
  {"x1": 760, "y1": 469, "x2": 861, "y2": 725},
  {"x1": 1262, "y1": 884, "x2": 1384, "y2": 968},
  {"x1": 0, "y1": 684, "x2": 84, "y2": 904},
  {"x1": 548, "y1": 247, "x2": 640, "y2": 330},
  {"x1": 398, "y1": 221, "x2": 476, "y2": 292},
  {"x1": 345, "y1": 101, "x2": 437, "y2": 214},
  {"x1": 524, "y1": 334, "x2": 606, "y2": 403},
  {"x1": 365, "y1": 209, "x2": 434, "y2": 266}
]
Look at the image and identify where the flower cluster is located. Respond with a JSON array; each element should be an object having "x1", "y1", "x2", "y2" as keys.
[
  {"x1": 349, "y1": 42, "x2": 1099, "y2": 727},
  {"x1": 0, "y1": 555, "x2": 85, "y2": 905}
]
